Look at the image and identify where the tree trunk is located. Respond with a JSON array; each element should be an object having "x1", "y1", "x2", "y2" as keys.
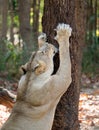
[
  {"x1": 0, "y1": 0, "x2": 8, "y2": 39},
  {"x1": 32, "y1": 0, "x2": 40, "y2": 49},
  {"x1": 32, "y1": 0, "x2": 40, "y2": 37},
  {"x1": 94, "y1": 0, "x2": 97, "y2": 34},
  {"x1": 42, "y1": 0, "x2": 86, "y2": 130},
  {"x1": 86, "y1": 0, "x2": 97, "y2": 45},
  {"x1": 9, "y1": 0, "x2": 14, "y2": 43},
  {"x1": 0, "y1": 0, "x2": 3, "y2": 38},
  {"x1": 18, "y1": 0, "x2": 33, "y2": 58},
  {"x1": 0, "y1": 0, "x2": 8, "y2": 57},
  {"x1": 1, "y1": 0, "x2": 8, "y2": 39}
]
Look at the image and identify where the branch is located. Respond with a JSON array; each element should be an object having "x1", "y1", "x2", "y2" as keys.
[{"x1": 0, "y1": 87, "x2": 16, "y2": 108}]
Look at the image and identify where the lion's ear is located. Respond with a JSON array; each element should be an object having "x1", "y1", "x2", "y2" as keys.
[{"x1": 34, "y1": 61, "x2": 46, "y2": 75}]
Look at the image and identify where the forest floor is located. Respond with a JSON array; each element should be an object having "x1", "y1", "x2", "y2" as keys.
[{"x1": 0, "y1": 73, "x2": 99, "y2": 130}]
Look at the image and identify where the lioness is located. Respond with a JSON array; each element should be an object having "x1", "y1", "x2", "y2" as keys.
[{"x1": 1, "y1": 23, "x2": 72, "y2": 130}]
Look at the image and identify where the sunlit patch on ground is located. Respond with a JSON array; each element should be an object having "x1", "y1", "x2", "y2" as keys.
[
  {"x1": 0, "y1": 105, "x2": 10, "y2": 127},
  {"x1": 79, "y1": 89, "x2": 99, "y2": 130}
]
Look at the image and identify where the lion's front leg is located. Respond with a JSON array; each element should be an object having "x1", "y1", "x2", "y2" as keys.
[{"x1": 54, "y1": 23, "x2": 72, "y2": 92}]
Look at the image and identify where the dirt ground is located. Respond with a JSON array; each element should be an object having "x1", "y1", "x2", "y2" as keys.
[{"x1": 0, "y1": 74, "x2": 99, "y2": 130}]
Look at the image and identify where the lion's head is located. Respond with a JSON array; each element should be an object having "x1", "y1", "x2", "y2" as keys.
[{"x1": 21, "y1": 43, "x2": 56, "y2": 76}]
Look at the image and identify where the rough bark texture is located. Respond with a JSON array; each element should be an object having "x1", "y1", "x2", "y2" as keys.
[
  {"x1": 32, "y1": 0, "x2": 40, "y2": 37},
  {"x1": 1, "y1": 0, "x2": 8, "y2": 39},
  {"x1": 18, "y1": 0, "x2": 33, "y2": 56},
  {"x1": 0, "y1": 0, "x2": 8, "y2": 55},
  {"x1": 42, "y1": 0, "x2": 86, "y2": 130},
  {"x1": 0, "y1": 0, "x2": 8, "y2": 39}
]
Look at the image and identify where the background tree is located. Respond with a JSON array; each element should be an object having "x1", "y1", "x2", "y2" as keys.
[
  {"x1": 32, "y1": 0, "x2": 41, "y2": 38},
  {"x1": 18, "y1": 0, "x2": 32, "y2": 56},
  {"x1": 1, "y1": 0, "x2": 8, "y2": 39},
  {"x1": 0, "y1": 0, "x2": 8, "y2": 71},
  {"x1": 42, "y1": 0, "x2": 86, "y2": 129},
  {"x1": 18, "y1": 0, "x2": 41, "y2": 61},
  {"x1": 82, "y1": 0, "x2": 99, "y2": 74}
]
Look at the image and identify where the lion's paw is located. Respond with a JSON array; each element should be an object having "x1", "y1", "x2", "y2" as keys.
[{"x1": 55, "y1": 23, "x2": 72, "y2": 40}]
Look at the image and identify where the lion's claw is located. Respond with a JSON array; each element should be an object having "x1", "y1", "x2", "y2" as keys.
[{"x1": 54, "y1": 23, "x2": 72, "y2": 41}]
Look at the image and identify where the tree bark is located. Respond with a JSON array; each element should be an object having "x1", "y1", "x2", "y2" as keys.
[
  {"x1": 1, "y1": 0, "x2": 8, "y2": 39},
  {"x1": 0, "y1": 0, "x2": 3, "y2": 39},
  {"x1": 9, "y1": 0, "x2": 14, "y2": 43},
  {"x1": 32, "y1": 0, "x2": 40, "y2": 37},
  {"x1": 18, "y1": 0, "x2": 33, "y2": 58},
  {"x1": 0, "y1": 0, "x2": 8, "y2": 56},
  {"x1": 0, "y1": 0, "x2": 8, "y2": 39},
  {"x1": 42, "y1": 0, "x2": 86, "y2": 130}
]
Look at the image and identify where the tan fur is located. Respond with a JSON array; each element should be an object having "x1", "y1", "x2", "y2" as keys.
[
  {"x1": 34, "y1": 60, "x2": 47, "y2": 75},
  {"x1": 1, "y1": 23, "x2": 72, "y2": 130}
]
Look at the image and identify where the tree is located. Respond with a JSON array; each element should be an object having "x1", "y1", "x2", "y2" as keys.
[
  {"x1": 32, "y1": 0, "x2": 40, "y2": 38},
  {"x1": 18, "y1": 0, "x2": 40, "y2": 61},
  {"x1": 0, "y1": 0, "x2": 8, "y2": 66},
  {"x1": 18, "y1": 0, "x2": 33, "y2": 58},
  {"x1": 0, "y1": 0, "x2": 8, "y2": 39},
  {"x1": 87, "y1": 0, "x2": 98, "y2": 44},
  {"x1": 42, "y1": 0, "x2": 86, "y2": 129}
]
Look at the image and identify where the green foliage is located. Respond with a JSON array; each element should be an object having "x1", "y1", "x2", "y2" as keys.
[
  {"x1": 5, "y1": 43, "x2": 21, "y2": 64},
  {"x1": 82, "y1": 33, "x2": 99, "y2": 75},
  {"x1": 12, "y1": 0, "x2": 18, "y2": 11},
  {"x1": 82, "y1": 0, "x2": 99, "y2": 75},
  {"x1": 5, "y1": 41, "x2": 22, "y2": 75},
  {"x1": 13, "y1": 15, "x2": 19, "y2": 27},
  {"x1": 39, "y1": 0, "x2": 44, "y2": 32},
  {"x1": 0, "y1": 39, "x2": 22, "y2": 78},
  {"x1": 0, "y1": 40, "x2": 6, "y2": 71},
  {"x1": 40, "y1": 0, "x2": 44, "y2": 14}
]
